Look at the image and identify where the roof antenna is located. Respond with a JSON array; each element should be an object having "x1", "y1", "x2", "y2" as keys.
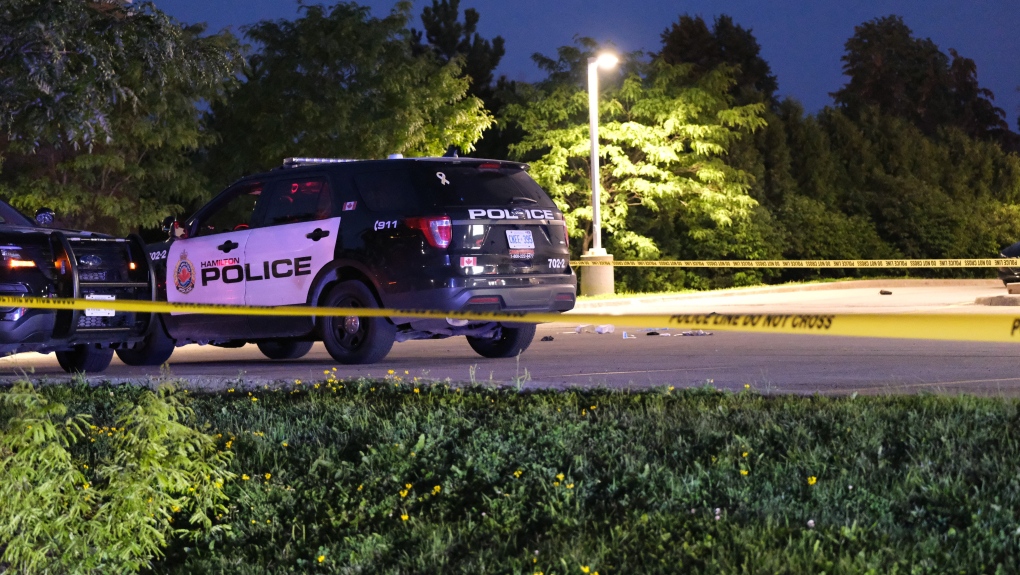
[{"x1": 443, "y1": 145, "x2": 460, "y2": 158}]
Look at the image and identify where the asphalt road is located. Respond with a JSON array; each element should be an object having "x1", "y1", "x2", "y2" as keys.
[{"x1": 4, "y1": 279, "x2": 1020, "y2": 395}]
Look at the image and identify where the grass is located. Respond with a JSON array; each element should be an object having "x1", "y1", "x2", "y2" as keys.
[{"x1": 16, "y1": 376, "x2": 1020, "y2": 573}]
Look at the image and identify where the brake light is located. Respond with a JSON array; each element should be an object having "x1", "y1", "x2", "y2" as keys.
[
  {"x1": 477, "y1": 162, "x2": 501, "y2": 171},
  {"x1": 406, "y1": 216, "x2": 452, "y2": 249}
]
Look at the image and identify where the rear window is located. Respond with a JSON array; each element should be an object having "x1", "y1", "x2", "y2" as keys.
[
  {"x1": 420, "y1": 165, "x2": 555, "y2": 208},
  {"x1": 352, "y1": 165, "x2": 555, "y2": 212}
]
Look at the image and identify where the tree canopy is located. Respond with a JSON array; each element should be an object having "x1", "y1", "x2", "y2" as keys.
[
  {"x1": 832, "y1": 15, "x2": 1012, "y2": 146},
  {"x1": 0, "y1": 0, "x2": 243, "y2": 233},
  {"x1": 506, "y1": 40, "x2": 766, "y2": 267},
  {"x1": 657, "y1": 14, "x2": 778, "y2": 106},
  {"x1": 204, "y1": 1, "x2": 492, "y2": 184},
  {"x1": 410, "y1": 0, "x2": 505, "y2": 101}
]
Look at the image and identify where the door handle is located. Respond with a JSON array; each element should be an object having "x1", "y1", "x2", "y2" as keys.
[
  {"x1": 217, "y1": 239, "x2": 239, "y2": 253},
  {"x1": 306, "y1": 228, "x2": 330, "y2": 241}
]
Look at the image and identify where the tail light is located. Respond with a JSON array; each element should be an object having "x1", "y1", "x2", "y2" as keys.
[{"x1": 406, "y1": 216, "x2": 452, "y2": 249}]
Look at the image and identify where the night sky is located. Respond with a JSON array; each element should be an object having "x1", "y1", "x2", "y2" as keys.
[{"x1": 153, "y1": 0, "x2": 1020, "y2": 127}]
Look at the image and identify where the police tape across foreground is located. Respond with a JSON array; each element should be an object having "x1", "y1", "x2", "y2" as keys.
[
  {"x1": 569, "y1": 258, "x2": 1018, "y2": 268},
  {"x1": 4, "y1": 295, "x2": 1020, "y2": 344}
]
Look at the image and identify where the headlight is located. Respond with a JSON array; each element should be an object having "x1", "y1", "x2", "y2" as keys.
[{"x1": 0, "y1": 246, "x2": 37, "y2": 269}]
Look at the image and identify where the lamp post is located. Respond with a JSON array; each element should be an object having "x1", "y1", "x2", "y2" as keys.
[{"x1": 580, "y1": 52, "x2": 618, "y2": 296}]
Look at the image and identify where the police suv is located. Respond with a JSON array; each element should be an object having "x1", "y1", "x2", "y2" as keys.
[
  {"x1": 0, "y1": 198, "x2": 157, "y2": 372},
  {"x1": 135, "y1": 156, "x2": 577, "y2": 365}
]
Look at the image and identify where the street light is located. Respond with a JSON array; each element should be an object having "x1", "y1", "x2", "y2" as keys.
[
  {"x1": 587, "y1": 52, "x2": 618, "y2": 256},
  {"x1": 580, "y1": 52, "x2": 618, "y2": 296}
]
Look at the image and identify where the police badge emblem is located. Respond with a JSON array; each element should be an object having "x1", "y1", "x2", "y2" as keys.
[{"x1": 173, "y1": 250, "x2": 196, "y2": 294}]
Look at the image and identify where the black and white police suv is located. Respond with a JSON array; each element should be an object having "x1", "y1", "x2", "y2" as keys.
[
  {"x1": 0, "y1": 198, "x2": 157, "y2": 372},
  {"x1": 136, "y1": 156, "x2": 577, "y2": 365}
]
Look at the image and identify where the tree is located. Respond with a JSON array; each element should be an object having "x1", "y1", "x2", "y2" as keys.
[
  {"x1": 205, "y1": 1, "x2": 492, "y2": 185},
  {"x1": 832, "y1": 15, "x2": 1012, "y2": 144},
  {"x1": 0, "y1": 0, "x2": 244, "y2": 233},
  {"x1": 410, "y1": 0, "x2": 505, "y2": 101},
  {"x1": 505, "y1": 40, "x2": 766, "y2": 286},
  {"x1": 657, "y1": 14, "x2": 778, "y2": 106}
]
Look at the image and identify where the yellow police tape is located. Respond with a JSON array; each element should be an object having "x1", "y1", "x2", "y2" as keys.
[
  {"x1": 4, "y1": 295, "x2": 1020, "y2": 344},
  {"x1": 570, "y1": 258, "x2": 1018, "y2": 268}
]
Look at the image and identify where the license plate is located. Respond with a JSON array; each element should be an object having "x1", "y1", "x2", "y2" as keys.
[
  {"x1": 85, "y1": 294, "x2": 115, "y2": 317},
  {"x1": 506, "y1": 230, "x2": 535, "y2": 249}
]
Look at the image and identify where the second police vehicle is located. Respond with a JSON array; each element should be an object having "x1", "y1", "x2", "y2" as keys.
[{"x1": 133, "y1": 156, "x2": 577, "y2": 365}]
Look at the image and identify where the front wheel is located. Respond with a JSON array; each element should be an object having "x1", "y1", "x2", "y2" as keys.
[
  {"x1": 116, "y1": 316, "x2": 175, "y2": 366},
  {"x1": 257, "y1": 340, "x2": 313, "y2": 360},
  {"x1": 466, "y1": 324, "x2": 537, "y2": 358},
  {"x1": 320, "y1": 281, "x2": 395, "y2": 365},
  {"x1": 56, "y1": 345, "x2": 114, "y2": 373}
]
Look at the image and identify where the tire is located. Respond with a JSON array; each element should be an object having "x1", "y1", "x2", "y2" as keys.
[
  {"x1": 56, "y1": 345, "x2": 114, "y2": 373},
  {"x1": 257, "y1": 340, "x2": 314, "y2": 360},
  {"x1": 320, "y1": 281, "x2": 395, "y2": 365},
  {"x1": 466, "y1": 323, "x2": 537, "y2": 359},
  {"x1": 115, "y1": 316, "x2": 176, "y2": 366}
]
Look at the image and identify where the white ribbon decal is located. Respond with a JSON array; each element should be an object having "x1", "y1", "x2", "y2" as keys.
[{"x1": 436, "y1": 172, "x2": 450, "y2": 185}]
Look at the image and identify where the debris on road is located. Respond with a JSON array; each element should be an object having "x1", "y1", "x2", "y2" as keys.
[
  {"x1": 541, "y1": 335, "x2": 554, "y2": 342},
  {"x1": 681, "y1": 330, "x2": 714, "y2": 336},
  {"x1": 880, "y1": 290, "x2": 892, "y2": 295}
]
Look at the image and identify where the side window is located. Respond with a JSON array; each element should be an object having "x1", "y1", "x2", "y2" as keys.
[
  {"x1": 261, "y1": 178, "x2": 333, "y2": 226},
  {"x1": 353, "y1": 169, "x2": 423, "y2": 212},
  {"x1": 193, "y1": 182, "x2": 263, "y2": 236}
]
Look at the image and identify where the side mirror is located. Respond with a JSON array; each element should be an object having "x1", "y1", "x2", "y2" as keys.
[
  {"x1": 161, "y1": 215, "x2": 188, "y2": 239},
  {"x1": 35, "y1": 208, "x2": 55, "y2": 227},
  {"x1": 161, "y1": 215, "x2": 176, "y2": 233}
]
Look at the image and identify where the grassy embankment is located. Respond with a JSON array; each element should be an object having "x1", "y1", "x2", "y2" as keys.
[{"x1": 5, "y1": 375, "x2": 1020, "y2": 574}]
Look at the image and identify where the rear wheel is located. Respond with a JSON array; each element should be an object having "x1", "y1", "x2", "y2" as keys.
[
  {"x1": 257, "y1": 340, "x2": 313, "y2": 360},
  {"x1": 115, "y1": 316, "x2": 175, "y2": 366},
  {"x1": 320, "y1": 281, "x2": 395, "y2": 364},
  {"x1": 466, "y1": 324, "x2": 537, "y2": 358},
  {"x1": 56, "y1": 345, "x2": 114, "y2": 373}
]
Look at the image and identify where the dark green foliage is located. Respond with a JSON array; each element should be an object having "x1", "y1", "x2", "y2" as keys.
[
  {"x1": 36, "y1": 378, "x2": 1020, "y2": 574},
  {"x1": 410, "y1": 0, "x2": 505, "y2": 102},
  {"x1": 657, "y1": 14, "x2": 778, "y2": 106},
  {"x1": 0, "y1": 0, "x2": 243, "y2": 233},
  {"x1": 203, "y1": 1, "x2": 491, "y2": 188},
  {"x1": 832, "y1": 15, "x2": 1014, "y2": 147}
]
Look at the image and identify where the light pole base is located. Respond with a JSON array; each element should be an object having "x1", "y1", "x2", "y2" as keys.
[{"x1": 580, "y1": 252, "x2": 614, "y2": 296}]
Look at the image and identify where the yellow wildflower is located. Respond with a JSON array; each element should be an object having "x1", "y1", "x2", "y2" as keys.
[
  {"x1": 807, "y1": 476, "x2": 817, "y2": 486},
  {"x1": 581, "y1": 567, "x2": 591, "y2": 574},
  {"x1": 388, "y1": 369, "x2": 395, "y2": 375},
  {"x1": 318, "y1": 555, "x2": 325, "y2": 563},
  {"x1": 265, "y1": 473, "x2": 271, "y2": 480},
  {"x1": 401, "y1": 513, "x2": 409, "y2": 521},
  {"x1": 556, "y1": 473, "x2": 564, "y2": 481},
  {"x1": 242, "y1": 474, "x2": 250, "y2": 481},
  {"x1": 740, "y1": 469, "x2": 748, "y2": 476}
]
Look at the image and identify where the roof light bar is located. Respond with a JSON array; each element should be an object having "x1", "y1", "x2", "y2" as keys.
[{"x1": 282, "y1": 157, "x2": 359, "y2": 167}]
